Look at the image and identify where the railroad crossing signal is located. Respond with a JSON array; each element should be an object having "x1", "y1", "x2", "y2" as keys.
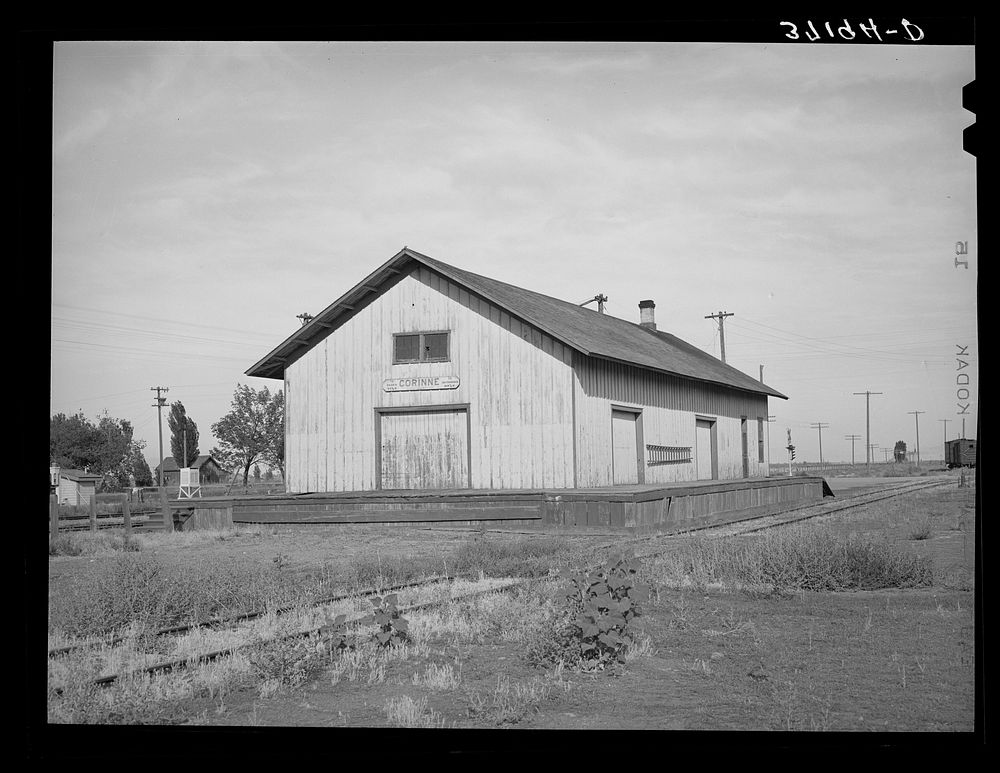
[{"x1": 785, "y1": 428, "x2": 795, "y2": 476}]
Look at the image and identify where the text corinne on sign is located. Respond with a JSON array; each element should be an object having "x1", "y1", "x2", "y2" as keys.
[{"x1": 382, "y1": 376, "x2": 461, "y2": 392}]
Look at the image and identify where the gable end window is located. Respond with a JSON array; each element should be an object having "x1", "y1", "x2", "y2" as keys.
[{"x1": 393, "y1": 331, "x2": 451, "y2": 364}]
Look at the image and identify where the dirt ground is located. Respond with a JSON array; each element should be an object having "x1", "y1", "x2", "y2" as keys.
[{"x1": 183, "y1": 586, "x2": 974, "y2": 735}]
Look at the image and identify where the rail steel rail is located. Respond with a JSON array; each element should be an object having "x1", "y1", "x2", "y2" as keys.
[
  {"x1": 64, "y1": 577, "x2": 526, "y2": 689},
  {"x1": 48, "y1": 574, "x2": 454, "y2": 659},
  {"x1": 568, "y1": 477, "x2": 958, "y2": 564},
  {"x1": 671, "y1": 478, "x2": 953, "y2": 538}
]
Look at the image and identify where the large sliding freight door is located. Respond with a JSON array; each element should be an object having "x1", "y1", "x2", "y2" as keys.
[{"x1": 379, "y1": 408, "x2": 469, "y2": 489}]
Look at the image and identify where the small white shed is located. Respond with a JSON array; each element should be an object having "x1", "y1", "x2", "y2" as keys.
[{"x1": 55, "y1": 468, "x2": 103, "y2": 506}]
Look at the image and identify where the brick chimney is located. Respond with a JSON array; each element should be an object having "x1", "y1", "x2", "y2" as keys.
[{"x1": 639, "y1": 300, "x2": 656, "y2": 330}]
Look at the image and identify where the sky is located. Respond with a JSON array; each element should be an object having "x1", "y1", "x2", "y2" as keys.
[{"x1": 50, "y1": 40, "x2": 977, "y2": 471}]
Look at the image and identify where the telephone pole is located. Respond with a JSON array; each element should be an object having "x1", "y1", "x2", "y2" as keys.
[
  {"x1": 907, "y1": 410, "x2": 925, "y2": 466},
  {"x1": 853, "y1": 390, "x2": 884, "y2": 470},
  {"x1": 151, "y1": 386, "x2": 169, "y2": 486},
  {"x1": 869, "y1": 443, "x2": 879, "y2": 464},
  {"x1": 938, "y1": 419, "x2": 950, "y2": 460},
  {"x1": 845, "y1": 434, "x2": 861, "y2": 465},
  {"x1": 705, "y1": 310, "x2": 735, "y2": 363},
  {"x1": 810, "y1": 422, "x2": 830, "y2": 463}
]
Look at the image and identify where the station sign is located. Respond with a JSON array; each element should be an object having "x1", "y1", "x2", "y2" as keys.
[{"x1": 382, "y1": 375, "x2": 460, "y2": 392}]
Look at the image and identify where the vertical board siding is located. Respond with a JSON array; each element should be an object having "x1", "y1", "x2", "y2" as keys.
[
  {"x1": 574, "y1": 357, "x2": 770, "y2": 487},
  {"x1": 285, "y1": 267, "x2": 574, "y2": 492}
]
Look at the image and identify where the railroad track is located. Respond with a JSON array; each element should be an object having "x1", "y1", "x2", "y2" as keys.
[
  {"x1": 672, "y1": 477, "x2": 953, "y2": 538},
  {"x1": 567, "y1": 477, "x2": 958, "y2": 563},
  {"x1": 51, "y1": 573, "x2": 526, "y2": 690},
  {"x1": 48, "y1": 573, "x2": 459, "y2": 659}
]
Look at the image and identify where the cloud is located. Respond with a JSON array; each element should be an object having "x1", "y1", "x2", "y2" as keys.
[
  {"x1": 53, "y1": 108, "x2": 111, "y2": 156},
  {"x1": 498, "y1": 49, "x2": 652, "y2": 76}
]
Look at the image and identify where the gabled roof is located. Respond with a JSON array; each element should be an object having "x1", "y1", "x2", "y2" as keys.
[
  {"x1": 154, "y1": 454, "x2": 223, "y2": 474},
  {"x1": 59, "y1": 468, "x2": 103, "y2": 482},
  {"x1": 246, "y1": 247, "x2": 787, "y2": 400}
]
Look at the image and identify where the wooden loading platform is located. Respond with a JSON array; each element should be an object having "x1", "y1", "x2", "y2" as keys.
[{"x1": 175, "y1": 476, "x2": 832, "y2": 535}]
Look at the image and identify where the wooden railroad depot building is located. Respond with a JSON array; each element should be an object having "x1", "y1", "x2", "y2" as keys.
[{"x1": 246, "y1": 247, "x2": 789, "y2": 495}]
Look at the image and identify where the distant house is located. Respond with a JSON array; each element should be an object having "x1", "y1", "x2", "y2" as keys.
[
  {"x1": 153, "y1": 454, "x2": 227, "y2": 485},
  {"x1": 55, "y1": 468, "x2": 103, "y2": 506}
]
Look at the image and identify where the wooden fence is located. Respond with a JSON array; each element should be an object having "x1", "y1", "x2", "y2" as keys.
[{"x1": 49, "y1": 488, "x2": 175, "y2": 541}]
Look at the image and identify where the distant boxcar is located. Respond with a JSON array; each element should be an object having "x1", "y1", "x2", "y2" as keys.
[{"x1": 945, "y1": 438, "x2": 976, "y2": 469}]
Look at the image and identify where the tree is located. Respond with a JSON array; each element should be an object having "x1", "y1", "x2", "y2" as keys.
[
  {"x1": 131, "y1": 451, "x2": 154, "y2": 487},
  {"x1": 894, "y1": 440, "x2": 907, "y2": 463},
  {"x1": 50, "y1": 411, "x2": 103, "y2": 471},
  {"x1": 211, "y1": 384, "x2": 284, "y2": 488},
  {"x1": 50, "y1": 410, "x2": 148, "y2": 491},
  {"x1": 168, "y1": 401, "x2": 200, "y2": 467},
  {"x1": 253, "y1": 463, "x2": 261, "y2": 482},
  {"x1": 269, "y1": 428, "x2": 285, "y2": 478}
]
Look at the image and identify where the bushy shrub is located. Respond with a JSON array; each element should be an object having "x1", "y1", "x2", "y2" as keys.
[
  {"x1": 527, "y1": 554, "x2": 651, "y2": 671},
  {"x1": 649, "y1": 528, "x2": 934, "y2": 595},
  {"x1": 246, "y1": 635, "x2": 323, "y2": 695},
  {"x1": 359, "y1": 594, "x2": 410, "y2": 648},
  {"x1": 49, "y1": 554, "x2": 307, "y2": 639}
]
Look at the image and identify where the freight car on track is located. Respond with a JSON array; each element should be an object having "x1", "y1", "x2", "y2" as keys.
[{"x1": 945, "y1": 438, "x2": 976, "y2": 469}]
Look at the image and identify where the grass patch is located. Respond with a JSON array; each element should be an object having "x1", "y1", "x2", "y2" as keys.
[
  {"x1": 448, "y1": 535, "x2": 573, "y2": 579},
  {"x1": 49, "y1": 531, "x2": 143, "y2": 557},
  {"x1": 384, "y1": 694, "x2": 451, "y2": 728},
  {"x1": 909, "y1": 519, "x2": 934, "y2": 541},
  {"x1": 411, "y1": 661, "x2": 461, "y2": 691},
  {"x1": 648, "y1": 527, "x2": 934, "y2": 595},
  {"x1": 466, "y1": 669, "x2": 571, "y2": 725},
  {"x1": 350, "y1": 535, "x2": 574, "y2": 589},
  {"x1": 48, "y1": 553, "x2": 325, "y2": 639},
  {"x1": 350, "y1": 552, "x2": 446, "y2": 590}
]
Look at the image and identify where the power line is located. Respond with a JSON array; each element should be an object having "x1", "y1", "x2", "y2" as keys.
[
  {"x1": 733, "y1": 315, "x2": 974, "y2": 359},
  {"x1": 52, "y1": 302, "x2": 284, "y2": 341}
]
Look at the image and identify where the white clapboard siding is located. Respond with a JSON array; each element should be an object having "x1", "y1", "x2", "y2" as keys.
[
  {"x1": 573, "y1": 356, "x2": 770, "y2": 486},
  {"x1": 285, "y1": 266, "x2": 575, "y2": 493}
]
